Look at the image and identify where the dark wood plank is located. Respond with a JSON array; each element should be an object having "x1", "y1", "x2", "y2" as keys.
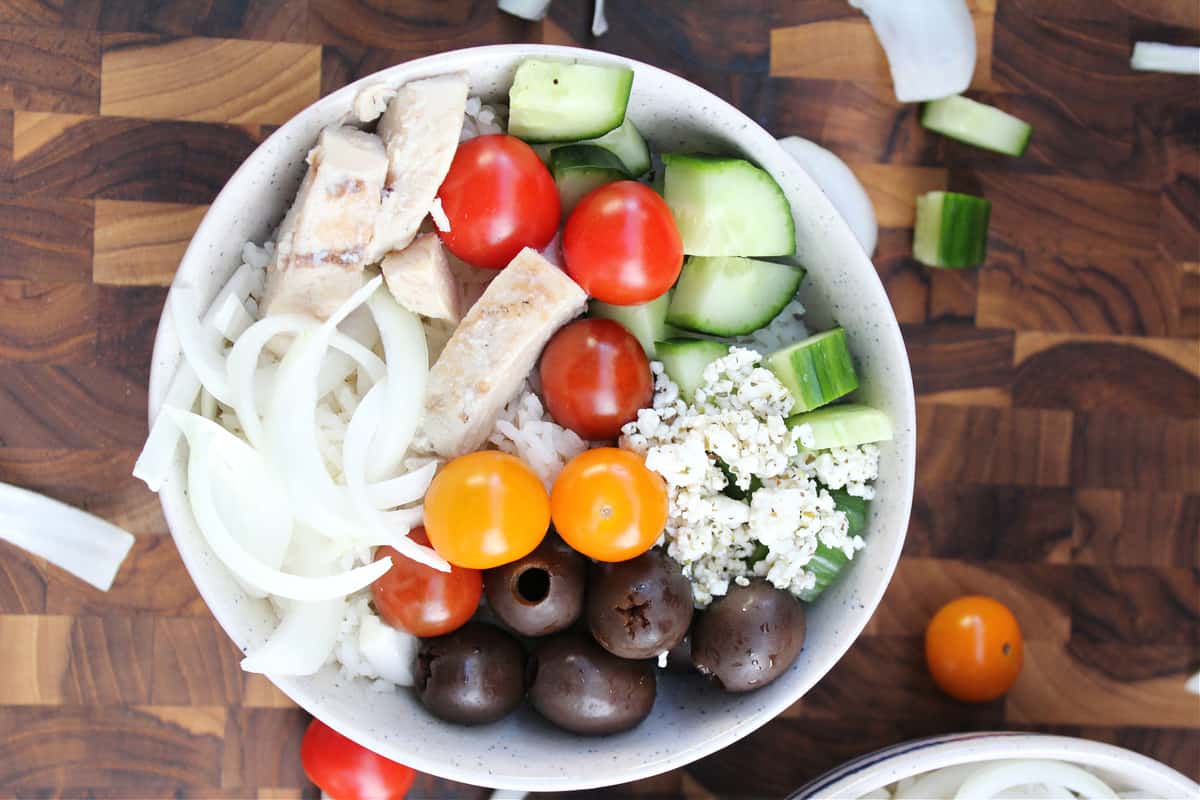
[
  {"x1": 95, "y1": 285, "x2": 167, "y2": 385},
  {"x1": 9, "y1": 111, "x2": 262, "y2": 204},
  {"x1": 0, "y1": 539, "x2": 48, "y2": 614},
  {"x1": 1073, "y1": 489, "x2": 1200, "y2": 568},
  {"x1": 0, "y1": 363, "x2": 145, "y2": 448},
  {"x1": 62, "y1": 615, "x2": 155, "y2": 704},
  {"x1": 46, "y1": 536, "x2": 208, "y2": 617},
  {"x1": 0, "y1": 23, "x2": 100, "y2": 114},
  {"x1": 904, "y1": 322, "x2": 1014, "y2": 396},
  {"x1": 1069, "y1": 566, "x2": 1200, "y2": 646},
  {"x1": 308, "y1": 0, "x2": 533, "y2": 51},
  {"x1": 906, "y1": 485, "x2": 1075, "y2": 562},
  {"x1": 0, "y1": 197, "x2": 94, "y2": 283},
  {"x1": 91, "y1": 0, "x2": 307, "y2": 41},
  {"x1": 0, "y1": 279, "x2": 97, "y2": 363},
  {"x1": 151, "y1": 617, "x2": 243, "y2": 706},
  {"x1": 1071, "y1": 411, "x2": 1200, "y2": 492},
  {"x1": 221, "y1": 708, "x2": 310, "y2": 790},
  {"x1": 916, "y1": 402, "x2": 1074, "y2": 487}
]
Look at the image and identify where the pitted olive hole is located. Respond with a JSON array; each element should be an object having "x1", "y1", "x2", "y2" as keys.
[
  {"x1": 516, "y1": 567, "x2": 551, "y2": 604},
  {"x1": 619, "y1": 597, "x2": 651, "y2": 636}
]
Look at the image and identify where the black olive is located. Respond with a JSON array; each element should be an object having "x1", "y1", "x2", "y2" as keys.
[
  {"x1": 528, "y1": 633, "x2": 656, "y2": 735},
  {"x1": 665, "y1": 632, "x2": 694, "y2": 673},
  {"x1": 691, "y1": 579, "x2": 806, "y2": 692},
  {"x1": 587, "y1": 549, "x2": 693, "y2": 659},
  {"x1": 414, "y1": 622, "x2": 525, "y2": 725},
  {"x1": 484, "y1": 533, "x2": 587, "y2": 637}
]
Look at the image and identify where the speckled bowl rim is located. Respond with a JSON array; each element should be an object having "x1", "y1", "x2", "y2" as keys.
[
  {"x1": 147, "y1": 44, "x2": 917, "y2": 791},
  {"x1": 789, "y1": 732, "x2": 1200, "y2": 799}
]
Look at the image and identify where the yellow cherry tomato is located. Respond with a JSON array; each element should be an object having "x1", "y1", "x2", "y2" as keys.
[
  {"x1": 925, "y1": 595, "x2": 1023, "y2": 703},
  {"x1": 424, "y1": 451, "x2": 550, "y2": 569},
  {"x1": 550, "y1": 448, "x2": 668, "y2": 562}
]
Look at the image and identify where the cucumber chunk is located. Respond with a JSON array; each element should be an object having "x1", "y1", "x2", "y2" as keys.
[
  {"x1": 655, "y1": 338, "x2": 730, "y2": 403},
  {"x1": 508, "y1": 59, "x2": 633, "y2": 143},
  {"x1": 921, "y1": 95, "x2": 1033, "y2": 157},
  {"x1": 787, "y1": 403, "x2": 893, "y2": 449},
  {"x1": 574, "y1": 117, "x2": 652, "y2": 176},
  {"x1": 765, "y1": 328, "x2": 858, "y2": 413},
  {"x1": 667, "y1": 256, "x2": 805, "y2": 336},
  {"x1": 589, "y1": 293, "x2": 671, "y2": 357},
  {"x1": 662, "y1": 154, "x2": 796, "y2": 257},
  {"x1": 913, "y1": 191, "x2": 992, "y2": 268},
  {"x1": 551, "y1": 144, "x2": 626, "y2": 214},
  {"x1": 796, "y1": 490, "x2": 867, "y2": 603}
]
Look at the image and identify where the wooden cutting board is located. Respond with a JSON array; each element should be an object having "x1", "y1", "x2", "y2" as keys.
[{"x1": 0, "y1": 1, "x2": 1196, "y2": 797}]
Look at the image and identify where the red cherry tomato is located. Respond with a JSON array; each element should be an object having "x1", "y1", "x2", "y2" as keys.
[
  {"x1": 300, "y1": 718, "x2": 415, "y2": 800},
  {"x1": 436, "y1": 134, "x2": 560, "y2": 269},
  {"x1": 562, "y1": 180, "x2": 683, "y2": 305},
  {"x1": 370, "y1": 527, "x2": 482, "y2": 637},
  {"x1": 539, "y1": 318, "x2": 653, "y2": 440}
]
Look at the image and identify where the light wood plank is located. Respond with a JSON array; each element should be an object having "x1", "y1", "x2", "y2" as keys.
[
  {"x1": 93, "y1": 200, "x2": 206, "y2": 286},
  {"x1": 855, "y1": 164, "x2": 947, "y2": 228},
  {"x1": 0, "y1": 614, "x2": 72, "y2": 704}
]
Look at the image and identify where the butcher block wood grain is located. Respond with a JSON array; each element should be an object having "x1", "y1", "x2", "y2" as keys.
[{"x1": 0, "y1": 1, "x2": 1196, "y2": 798}]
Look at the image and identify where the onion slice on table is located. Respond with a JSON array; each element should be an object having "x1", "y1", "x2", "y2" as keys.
[
  {"x1": 849, "y1": 0, "x2": 977, "y2": 102},
  {"x1": 777, "y1": 135, "x2": 878, "y2": 256},
  {"x1": 497, "y1": 0, "x2": 552, "y2": 21},
  {"x1": 0, "y1": 481, "x2": 134, "y2": 591},
  {"x1": 1130, "y1": 42, "x2": 1200, "y2": 75},
  {"x1": 171, "y1": 408, "x2": 392, "y2": 601},
  {"x1": 953, "y1": 760, "x2": 1119, "y2": 800}
]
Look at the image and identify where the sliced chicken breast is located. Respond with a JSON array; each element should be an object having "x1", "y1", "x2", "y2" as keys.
[
  {"x1": 262, "y1": 125, "x2": 388, "y2": 319},
  {"x1": 366, "y1": 73, "x2": 470, "y2": 263},
  {"x1": 419, "y1": 248, "x2": 588, "y2": 458},
  {"x1": 380, "y1": 234, "x2": 461, "y2": 323}
]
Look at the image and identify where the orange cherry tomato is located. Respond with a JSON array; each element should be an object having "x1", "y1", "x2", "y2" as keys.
[
  {"x1": 550, "y1": 448, "x2": 668, "y2": 562},
  {"x1": 925, "y1": 595, "x2": 1023, "y2": 703},
  {"x1": 424, "y1": 451, "x2": 550, "y2": 569}
]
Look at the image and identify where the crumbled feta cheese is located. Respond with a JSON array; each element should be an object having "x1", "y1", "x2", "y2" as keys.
[{"x1": 622, "y1": 347, "x2": 879, "y2": 607}]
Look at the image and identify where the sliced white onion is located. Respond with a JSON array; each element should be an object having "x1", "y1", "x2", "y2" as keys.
[
  {"x1": 953, "y1": 760, "x2": 1119, "y2": 800},
  {"x1": 342, "y1": 380, "x2": 447, "y2": 572},
  {"x1": 210, "y1": 292, "x2": 255, "y2": 342},
  {"x1": 169, "y1": 288, "x2": 235, "y2": 405},
  {"x1": 172, "y1": 408, "x2": 389, "y2": 600},
  {"x1": 592, "y1": 0, "x2": 608, "y2": 36},
  {"x1": 1131, "y1": 42, "x2": 1200, "y2": 75},
  {"x1": 0, "y1": 481, "x2": 135, "y2": 591},
  {"x1": 357, "y1": 613, "x2": 419, "y2": 686},
  {"x1": 498, "y1": 0, "x2": 552, "y2": 21},
  {"x1": 1186, "y1": 670, "x2": 1200, "y2": 695},
  {"x1": 895, "y1": 764, "x2": 982, "y2": 799},
  {"x1": 777, "y1": 135, "x2": 878, "y2": 256},
  {"x1": 849, "y1": 0, "x2": 976, "y2": 102},
  {"x1": 366, "y1": 290, "x2": 428, "y2": 482},
  {"x1": 368, "y1": 460, "x2": 438, "y2": 509},
  {"x1": 240, "y1": 596, "x2": 345, "y2": 675}
]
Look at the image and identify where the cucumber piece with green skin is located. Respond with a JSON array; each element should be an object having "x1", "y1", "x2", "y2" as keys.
[
  {"x1": 913, "y1": 191, "x2": 991, "y2": 268},
  {"x1": 508, "y1": 59, "x2": 634, "y2": 143},
  {"x1": 662, "y1": 154, "x2": 796, "y2": 257},
  {"x1": 574, "y1": 117, "x2": 652, "y2": 176},
  {"x1": 795, "y1": 490, "x2": 867, "y2": 603},
  {"x1": 921, "y1": 95, "x2": 1033, "y2": 157},
  {"x1": 765, "y1": 328, "x2": 859, "y2": 413},
  {"x1": 655, "y1": 338, "x2": 730, "y2": 403},
  {"x1": 550, "y1": 145, "x2": 627, "y2": 214},
  {"x1": 667, "y1": 256, "x2": 806, "y2": 336},
  {"x1": 589, "y1": 293, "x2": 671, "y2": 357},
  {"x1": 787, "y1": 403, "x2": 892, "y2": 449}
]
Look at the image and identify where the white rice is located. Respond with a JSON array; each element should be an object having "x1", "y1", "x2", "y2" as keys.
[{"x1": 489, "y1": 383, "x2": 588, "y2": 489}]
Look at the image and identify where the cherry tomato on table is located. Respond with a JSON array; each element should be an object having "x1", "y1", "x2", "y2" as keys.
[
  {"x1": 925, "y1": 595, "x2": 1024, "y2": 703},
  {"x1": 562, "y1": 180, "x2": 684, "y2": 305},
  {"x1": 551, "y1": 447, "x2": 668, "y2": 562},
  {"x1": 424, "y1": 451, "x2": 550, "y2": 569},
  {"x1": 436, "y1": 133, "x2": 560, "y2": 269},
  {"x1": 371, "y1": 527, "x2": 481, "y2": 637},
  {"x1": 539, "y1": 318, "x2": 654, "y2": 441},
  {"x1": 301, "y1": 718, "x2": 415, "y2": 800}
]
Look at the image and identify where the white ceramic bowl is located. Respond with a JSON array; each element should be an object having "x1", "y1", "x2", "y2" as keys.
[
  {"x1": 790, "y1": 732, "x2": 1200, "y2": 799},
  {"x1": 148, "y1": 44, "x2": 916, "y2": 791}
]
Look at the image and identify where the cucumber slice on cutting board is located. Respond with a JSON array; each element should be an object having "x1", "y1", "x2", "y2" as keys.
[
  {"x1": 655, "y1": 338, "x2": 730, "y2": 403},
  {"x1": 574, "y1": 117, "x2": 652, "y2": 177},
  {"x1": 508, "y1": 59, "x2": 634, "y2": 143},
  {"x1": 667, "y1": 256, "x2": 805, "y2": 336},
  {"x1": 913, "y1": 191, "x2": 991, "y2": 268},
  {"x1": 796, "y1": 490, "x2": 867, "y2": 603},
  {"x1": 551, "y1": 145, "x2": 626, "y2": 214},
  {"x1": 589, "y1": 293, "x2": 671, "y2": 357},
  {"x1": 662, "y1": 154, "x2": 795, "y2": 257},
  {"x1": 787, "y1": 403, "x2": 892, "y2": 449},
  {"x1": 921, "y1": 95, "x2": 1033, "y2": 157},
  {"x1": 765, "y1": 328, "x2": 858, "y2": 413}
]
